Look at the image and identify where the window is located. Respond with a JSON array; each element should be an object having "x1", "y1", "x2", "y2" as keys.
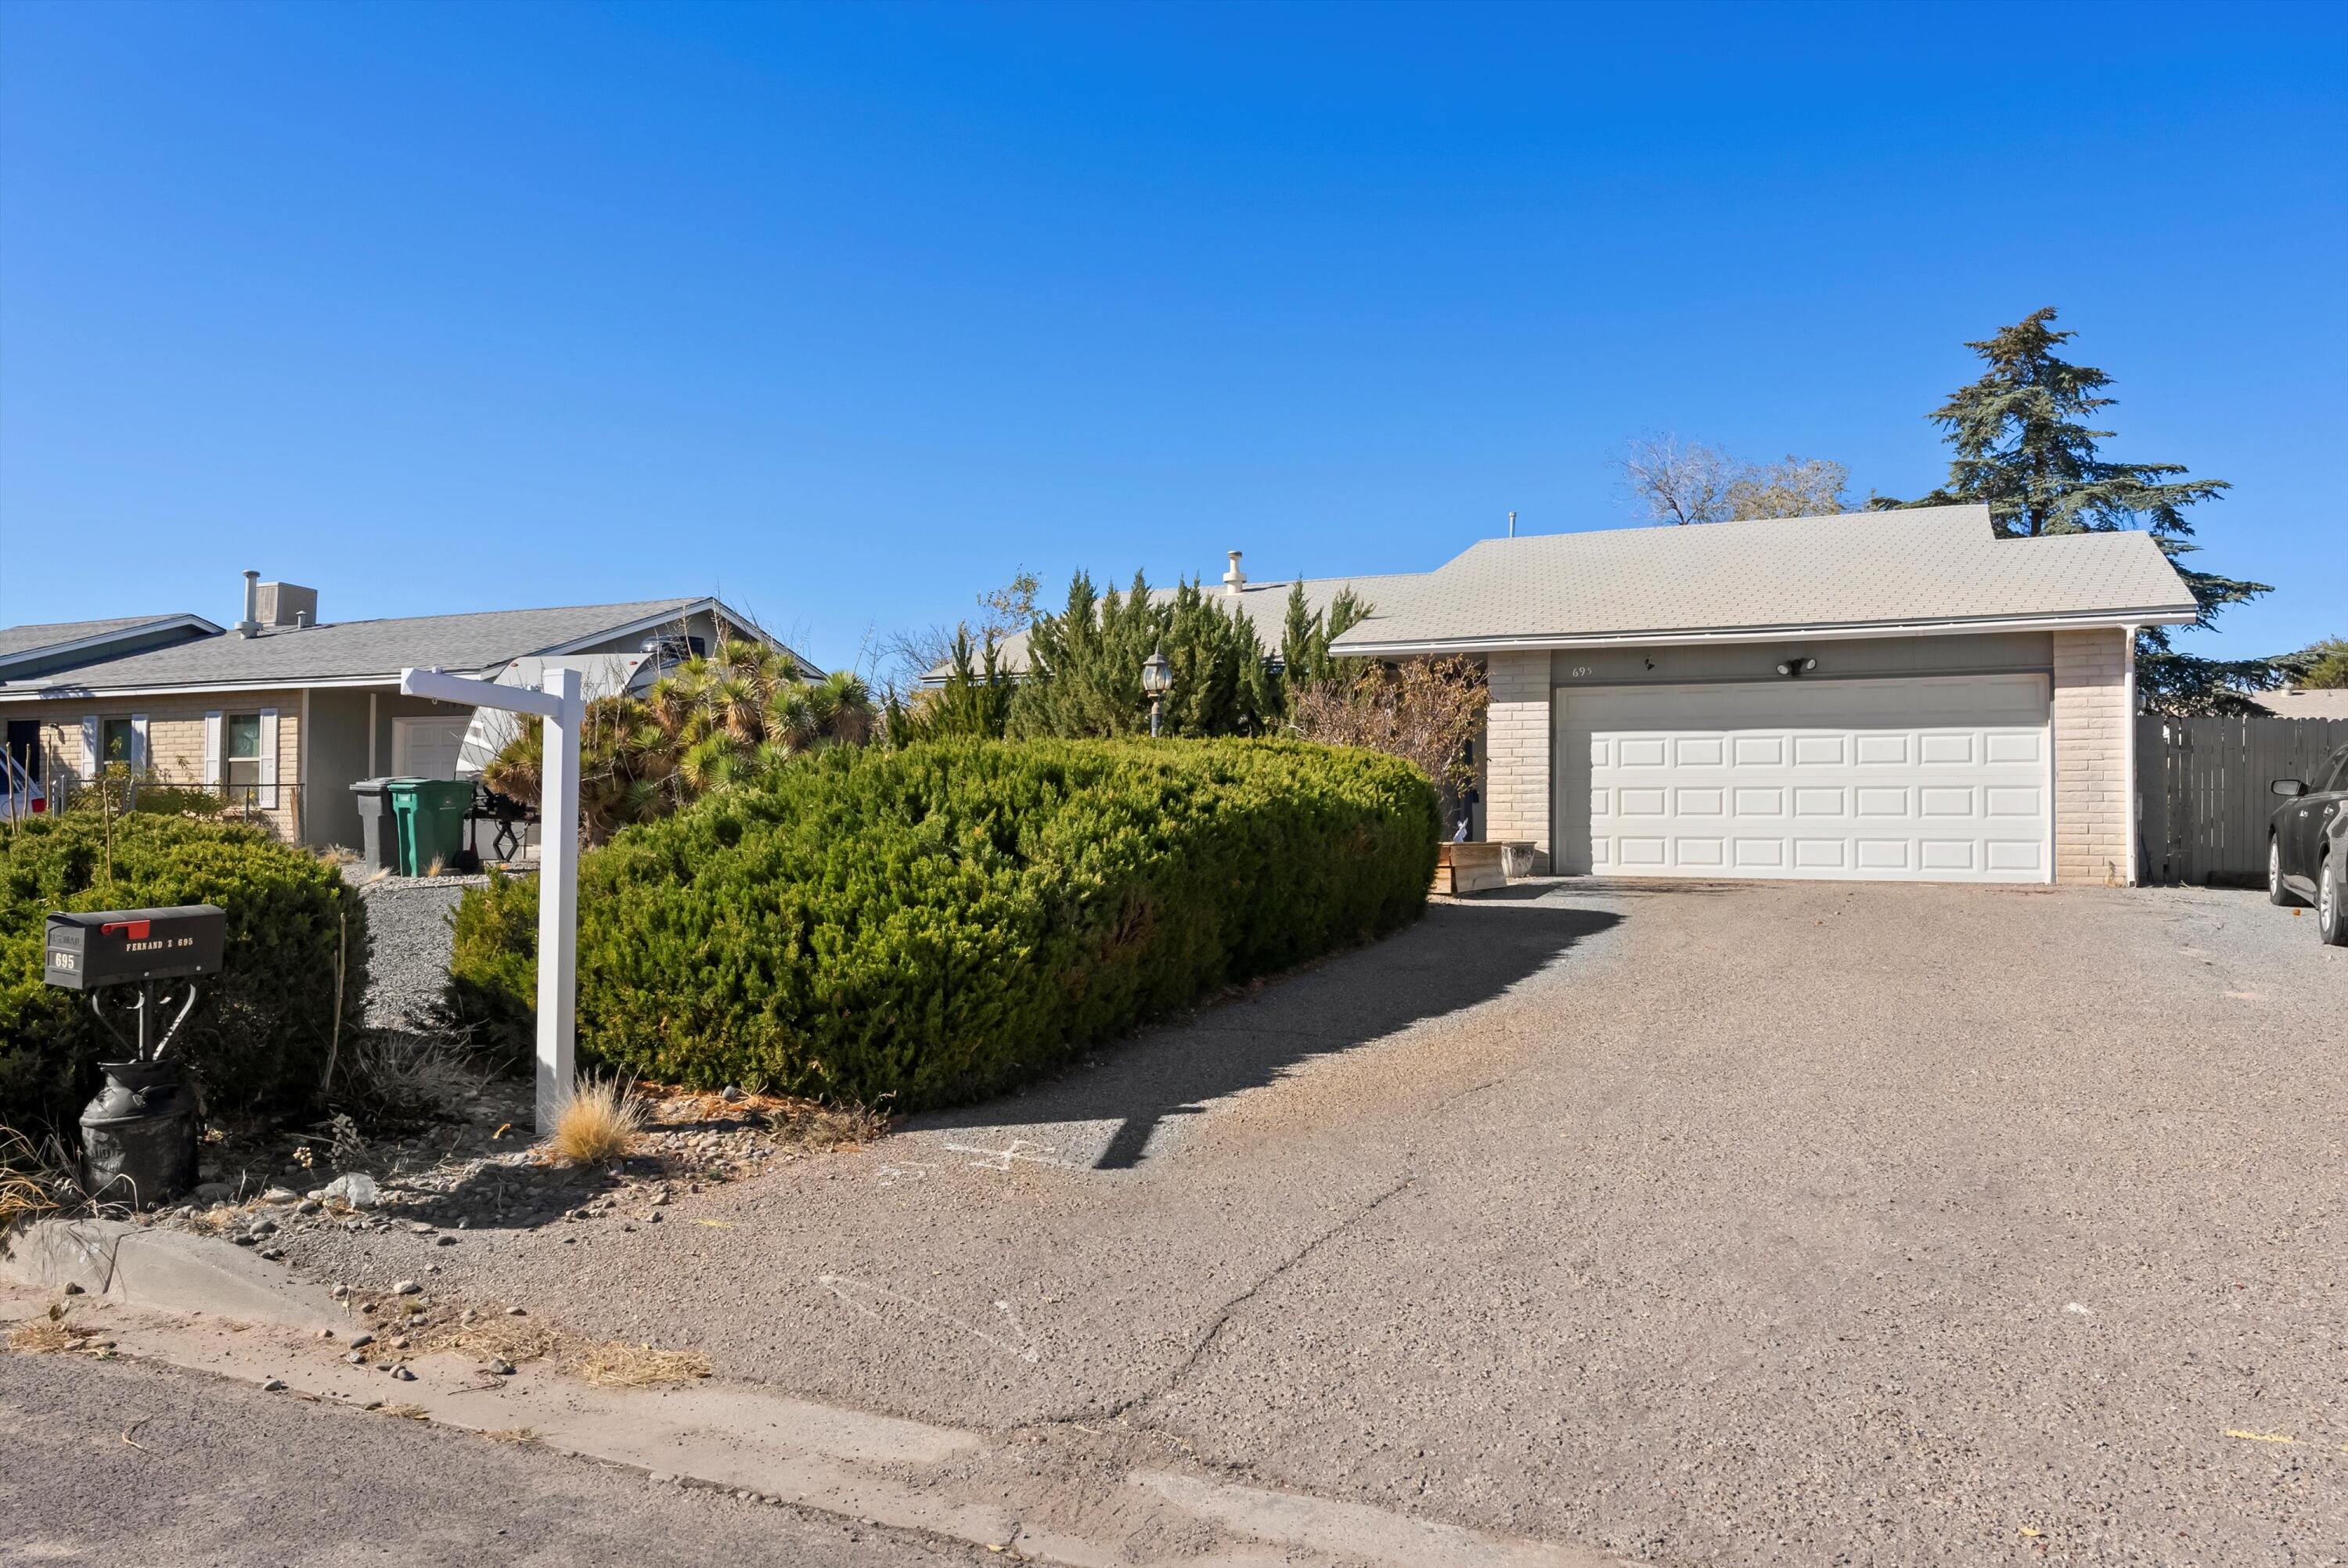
[
  {"x1": 226, "y1": 714, "x2": 263, "y2": 798},
  {"x1": 2321, "y1": 746, "x2": 2348, "y2": 795},
  {"x1": 100, "y1": 717, "x2": 136, "y2": 764}
]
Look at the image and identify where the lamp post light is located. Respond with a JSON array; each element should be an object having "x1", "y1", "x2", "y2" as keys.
[{"x1": 1140, "y1": 646, "x2": 1173, "y2": 737}]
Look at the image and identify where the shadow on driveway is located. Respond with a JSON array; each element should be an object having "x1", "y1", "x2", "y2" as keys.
[{"x1": 912, "y1": 899, "x2": 1623, "y2": 1170}]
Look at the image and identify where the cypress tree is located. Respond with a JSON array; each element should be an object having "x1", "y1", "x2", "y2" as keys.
[
  {"x1": 1008, "y1": 570, "x2": 1287, "y2": 738},
  {"x1": 1879, "y1": 308, "x2": 2277, "y2": 714}
]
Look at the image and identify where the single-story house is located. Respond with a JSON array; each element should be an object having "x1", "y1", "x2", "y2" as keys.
[
  {"x1": 0, "y1": 571, "x2": 804, "y2": 851},
  {"x1": 1326, "y1": 505, "x2": 2196, "y2": 886},
  {"x1": 953, "y1": 505, "x2": 2198, "y2": 886}
]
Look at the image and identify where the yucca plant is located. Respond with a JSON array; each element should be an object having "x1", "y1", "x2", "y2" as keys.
[{"x1": 482, "y1": 639, "x2": 877, "y2": 844}]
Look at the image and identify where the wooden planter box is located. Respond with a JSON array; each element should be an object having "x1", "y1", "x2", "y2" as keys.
[{"x1": 1432, "y1": 840, "x2": 1507, "y2": 894}]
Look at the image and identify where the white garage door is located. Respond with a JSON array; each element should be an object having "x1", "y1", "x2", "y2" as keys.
[
  {"x1": 1558, "y1": 674, "x2": 2051, "y2": 883},
  {"x1": 392, "y1": 716, "x2": 472, "y2": 780}
]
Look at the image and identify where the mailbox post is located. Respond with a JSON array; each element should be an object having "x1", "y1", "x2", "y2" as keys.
[
  {"x1": 401, "y1": 664, "x2": 581, "y2": 1131},
  {"x1": 43, "y1": 903, "x2": 225, "y2": 1207}
]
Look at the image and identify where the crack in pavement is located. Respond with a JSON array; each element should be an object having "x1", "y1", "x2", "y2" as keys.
[{"x1": 1110, "y1": 1174, "x2": 1416, "y2": 1422}]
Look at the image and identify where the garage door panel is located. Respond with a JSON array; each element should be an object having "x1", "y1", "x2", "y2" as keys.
[
  {"x1": 1617, "y1": 836, "x2": 1666, "y2": 865},
  {"x1": 1986, "y1": 786, "x2": 2040, "y2": 818},
  {"x1": 1619, "y1": 737, "x2": 1667, "y2": 767},
  {"x1": 1562, "y1": 673, "x2": 2051, "y2": 884},
  {"x1": 1793, "y1": 735, "x2": 1847, "y2": 766},
  {"x1": 1794, "y1": 786, "x2": 1846, "y2": 816},
  {"x1": 1855, "y1": 786, "x2": 1909, "y2": 817},
  {"x1": 1918, "y1": 786, "x2": 1975, "y2": 817}
]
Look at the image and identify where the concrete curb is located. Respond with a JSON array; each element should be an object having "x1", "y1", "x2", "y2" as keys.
[
  {"x1": 2, "y1": 1284, "x2": 1639, "y2": 1568},
  {"x1": 0, "y1": 1218, "x2": 344, "y2": 1331}
]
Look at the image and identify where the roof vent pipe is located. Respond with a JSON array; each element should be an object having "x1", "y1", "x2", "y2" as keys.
[
  {"x1": 236, "y1": 570, "x2": 261, "y2": 638},
  {"x1": 1223, "y1": 550, "x2": 1245, "y2": 596}
]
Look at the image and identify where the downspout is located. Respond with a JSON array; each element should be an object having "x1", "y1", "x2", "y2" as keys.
[{"x1": 2122, "y1": 625, "x2": 2139, "y2": 887}]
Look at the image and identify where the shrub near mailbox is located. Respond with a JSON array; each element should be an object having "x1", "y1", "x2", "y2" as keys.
[{"x1": 43, "y1": 904, "x2": 226, "y2": 991}]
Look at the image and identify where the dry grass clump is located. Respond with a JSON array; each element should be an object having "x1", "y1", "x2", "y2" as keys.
[
  {"x1": 0, "y1": 1127, "x2": 81, "y2": 1228},
  {"x1": 354, "y1": 1031, "x2": 484, "y2": 1118},
  {"x1": 763, "y1": 1097, "x2": 891, "y2": 1150},
  {"x1": 416, "y1": 1315, "x2": 563, "y2": 1365},
  {"x1": 571, "y1": 1341, "x2": 712, "y2": 1388},
  {"x1": 544, "y1": 1074, "x2": 648, "y2": 1167},
  {"x1": 7, "y1": 1304, "x2": 95, "y2": 1354}
]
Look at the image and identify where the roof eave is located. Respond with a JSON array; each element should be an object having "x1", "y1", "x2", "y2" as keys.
[
  {"x1": 1331, "y1": 606, "x2": 2201, "y2": 658},
  {"x1": 2, "y1": 670, "x2": 497, "y2": 700},
  {"x1": 0, "y1": 614, "x2": 225, "y2": 675}
]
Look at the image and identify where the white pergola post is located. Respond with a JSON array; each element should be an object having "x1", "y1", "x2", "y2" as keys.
[{"x1": 399, "y1": 664, "x2": 583, "y2": 1131}]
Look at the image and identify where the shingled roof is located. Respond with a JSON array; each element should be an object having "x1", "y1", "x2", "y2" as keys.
[
  {"x1": 2, "y1": 598, "x2": 735, "y2": 695},
  {"x1": 1330, "y1": 505, "x2": 2199, "y2": 653}
]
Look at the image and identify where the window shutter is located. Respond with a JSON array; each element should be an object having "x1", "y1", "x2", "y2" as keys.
[
  {"x1": 203, "y1": 712, "x2": 224, "y2": 787},
  {"x1": 257, "y1": 709, "x2": 279, "y2": 808},
  {"x1": 79, "y1": 717, "x2": 98, "y2": 780},
  {"x1": 129, "y1": 714, "x2": 149, "y2": 769}
]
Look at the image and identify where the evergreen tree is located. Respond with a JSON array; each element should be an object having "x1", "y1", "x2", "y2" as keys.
[
  {"x1": 1877, "y1": 308, "x2": 2277, "y2": 715},
  {"x1": 1277, "y1": 581, "x2": 1370, "y2": 696},
  {"x1": 1007, "y1": 570, "x2": 1290, "y2": 739},
  {"x1": 887, "y1": 627, "x2": 1012, "y2": 743}
]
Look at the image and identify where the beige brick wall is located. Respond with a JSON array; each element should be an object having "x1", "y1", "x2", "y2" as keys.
[
  {"x1": 2051, "y1": 628, "x2": 2131, "y2": 886},
  {"x1": 0, "y1": 691, "x2": 308, "y2": 843},
  {"x1": 1482, "y1": 650, "x2": 1552, "y2": 872}
]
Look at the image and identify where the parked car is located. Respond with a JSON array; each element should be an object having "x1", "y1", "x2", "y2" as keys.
[{"x1": 2267, "y1": 743, "x2": 2348, "y2": 945}]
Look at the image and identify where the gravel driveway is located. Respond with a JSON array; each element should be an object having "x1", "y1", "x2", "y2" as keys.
[{"x1": 280, "y1": 879, "x2": 2347, "y2": 1566}]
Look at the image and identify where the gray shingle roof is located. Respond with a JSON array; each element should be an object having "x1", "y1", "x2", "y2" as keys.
[
  {"x1": 1331, "y1": 505, "x2": 2199, "y2": 652},
  {"x1": 2248, "y1": 687, "x2": 2348, "y2": 721},
  {"x1": 926, "y1": 574, "x2": 1425, "y2": 682},
  {"x1": 4, "y1": 599, "x2": 707, "y2": 694},
  {"x1": 0, "y1": 614, "x2": 214, "y2": 664}
]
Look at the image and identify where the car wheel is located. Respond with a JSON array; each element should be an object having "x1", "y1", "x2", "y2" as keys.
[
  {"x1": 2268, "y1": 836, "x2": 2295, "y2": 906},
  {"x1": 2321, "y1": 854, "x2": 2346, "y2": 948}
]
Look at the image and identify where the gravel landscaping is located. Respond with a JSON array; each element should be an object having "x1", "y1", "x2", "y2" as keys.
[{"x1": 347, "y1": 870, "x2": 491, "y2": 1030}]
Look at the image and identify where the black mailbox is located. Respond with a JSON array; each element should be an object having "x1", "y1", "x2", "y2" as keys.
[{"x1": 43, "y1": 905, "x2": 225, "y2": 991}]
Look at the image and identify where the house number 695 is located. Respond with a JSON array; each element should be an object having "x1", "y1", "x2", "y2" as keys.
[{"x1": 1569, "y1": 666, "x2": 1594, "y2": 678}]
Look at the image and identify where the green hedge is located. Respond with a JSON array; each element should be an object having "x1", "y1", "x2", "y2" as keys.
[
  {"x1": 0, "y1": 813, "x2": 368, "y2": 1133},
  {"x1": 450, "y1": 739, "x2": 1437, "y2": 1109}
]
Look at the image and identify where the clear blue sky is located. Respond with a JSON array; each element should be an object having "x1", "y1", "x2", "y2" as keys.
[{"x1": 4, "y1": 1, "x2": 2341, "y2": 672}]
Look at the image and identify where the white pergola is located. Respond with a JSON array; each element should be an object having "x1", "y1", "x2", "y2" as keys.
[{"x1": 401, "y1": 664, "x2": 582, "y2": 1130}]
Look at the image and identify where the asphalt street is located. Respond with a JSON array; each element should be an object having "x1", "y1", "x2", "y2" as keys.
[
  {"x1": 0, "y1": 1350, "x2": 993, "y2": 1566},
  {"x1": 265, "y1": 879, "x2": 2347, "y2": 1564}
]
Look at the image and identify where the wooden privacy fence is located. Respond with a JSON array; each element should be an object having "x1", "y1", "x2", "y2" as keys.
[{"x1": 2137, "y1": 714, "x2": 2348, "y2": 886}]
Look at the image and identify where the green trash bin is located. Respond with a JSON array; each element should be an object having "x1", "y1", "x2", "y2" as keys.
[{"x1": 385, "y1": 779, "x2": 473, "y2": 876}]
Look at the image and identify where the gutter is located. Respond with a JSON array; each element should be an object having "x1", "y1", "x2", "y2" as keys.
[
  {"x1": 2, "y1": 671, "x2": 499, "y2": 701},
  {"x1": 1332, "y1": 606, "x2": 2201, "y2": 659}
]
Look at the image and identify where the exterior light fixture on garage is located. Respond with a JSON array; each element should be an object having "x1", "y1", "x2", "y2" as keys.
[{"x1": 1775, "y1": 657, "x2": 1818, "y2": 678}]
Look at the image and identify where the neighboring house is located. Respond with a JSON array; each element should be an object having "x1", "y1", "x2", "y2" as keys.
[
  {"x1": 0, "y1": 572, "x2": 805, "y2": 851},
  {"x1": 1327, "y1": 505, "x2": 2196, "y2": 886},
  {"x1": 2247, "y1": 687, "x2": 2348, "y2": 722}
]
